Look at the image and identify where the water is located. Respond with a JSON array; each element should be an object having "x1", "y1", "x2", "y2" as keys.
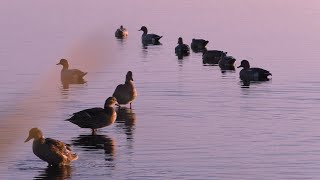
[{"x1": 0, "y1": 1, "x2": 320, "y2": 179}]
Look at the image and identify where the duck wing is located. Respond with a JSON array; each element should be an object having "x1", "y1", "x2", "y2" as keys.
[
  {"x1": 69, "y1": 69, "x2": 87, "y2": 78},
  {"x1": 67, "y1": 107, "x2": 105, "y2": 128},
  {"x1": 44, "y1": 138, "x2": 78, "y2": 165},
  {"x1": 143, "y1": 34, "x2": 162, "y2": 41}
]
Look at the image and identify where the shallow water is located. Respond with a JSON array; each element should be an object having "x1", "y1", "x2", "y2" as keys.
[{"x1": 1, "y1": 1, "x2": 320, "y2": 179}]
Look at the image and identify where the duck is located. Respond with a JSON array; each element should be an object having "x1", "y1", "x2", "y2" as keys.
[
  {"x1": 139, "y1": 26, "x2": 162, "y2": 45},
  {"x1": 219, "y1": 55, "x2": 236, "y2": 70},
  {"x1": 24, "y1": 128, "x2": 78, "y2": 166},
  {"x1": 202, "y1": 49, "x2": 227, "y2": 64},
  {"x1": 66, "y1": 97, "x2": 118, "y2": 134},
  {"x1": 56, "y1": 59, "x2": 87, "y2": 83},
  {"x1": 191, "y1": 38, "x2": 209, "y2": 52},
  {"x1": 115, "y1": 25, "x2": 128, "y2": 38},
  {"x1": 237, "y1": 60, "x2": 272, "y2": 81},
  {"x1": 113, "y1": 71, "x2": 137, "y2": 109},
  {"x1": 175, "y1": 37, "x2": 190, "y2": 56}
]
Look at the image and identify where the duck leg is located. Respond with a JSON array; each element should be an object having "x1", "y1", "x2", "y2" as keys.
[
  {"x1": 130, "y1": 103, "x2": 132, "y2": 109},
  {"x1": 91, "y1": 129, "x2": 97, "y2": 135}
]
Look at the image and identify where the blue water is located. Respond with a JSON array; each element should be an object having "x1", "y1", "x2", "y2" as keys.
[{"x1": 0, "y1": 1, "x2": 320, "y2": 179}]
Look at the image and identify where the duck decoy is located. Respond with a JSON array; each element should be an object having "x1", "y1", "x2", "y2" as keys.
[
  {"x1": 237, "y1": 60, "x2": 272, "y2": 81},
  {"x1": 191, "y1": 38, "x2": 209, "y2": 52},
  {"x1": 115, "y1": 25, "x2": 128, "y2": 38},
  {"x1": 66, "y1": 97, "x2": 118, "y2": 134},
  {"x1": 113, "y1": 71, "x2": 137, "y2": 109},
  {"x1": 24, "y1": 128, "x2": 78, "y2": 166},
  {"x1": 202, "y1": 50, "x2": 226, "y2": 65},
  {"x1": 139, "y1": 26, "x2": 162, "y2": 45},
  {"x1": 219, "y1": 55, "x2": 236, "y2": 70},
  {"x1": 175, "y1": 37, "x2": 190, "y2": 57},
  {"x1": 56, "y1": 59, "x2": 87, "y2": 83}
]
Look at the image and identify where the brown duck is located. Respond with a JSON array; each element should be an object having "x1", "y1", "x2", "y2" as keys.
[
  {"x1": 66, "y1": 97, "x2": 118, "y2": 134},
  {"x1": 112, "y1": 71, "x2": 137, "y2": 109},
  {"x1": 24, "y1": 128, "x2": 78, "y2": 166}
]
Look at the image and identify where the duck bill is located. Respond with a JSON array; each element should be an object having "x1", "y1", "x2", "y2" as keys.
[
  {"x1": 237, "y1": 65, "x2": 243, "y2": 68},
  {"x1": 115, "y1": 103, "x2": 121, "y2": 107},
  {"x1": 56, "y1": 62, "x2": 61, "y2": 65},
  {"x1": 24, "y1": 135, "x2": 32, "y2": 143}
]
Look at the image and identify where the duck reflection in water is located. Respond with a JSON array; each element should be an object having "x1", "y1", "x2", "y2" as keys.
[
  {"x1": 72, "y1": 134, "x2": 116, "y2": 161},
  {"x1": 115, "y1": 107, "x2": 136, "y2": 140},
  {"x1": 33, "y1": 165, "x2": 73, "y2": 180},
  {"x1": 61, "y1": 78, "x2": 87, "y2": 90}
]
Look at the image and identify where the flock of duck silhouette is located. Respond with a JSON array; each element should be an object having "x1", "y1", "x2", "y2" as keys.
[{"x1": 24, "y1": 25, "x2": 272, "y2": 167}]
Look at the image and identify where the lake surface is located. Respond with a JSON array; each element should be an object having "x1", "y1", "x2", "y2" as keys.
[{"x1": 0, "y1": 1, "x2": 320, "y2": 179}]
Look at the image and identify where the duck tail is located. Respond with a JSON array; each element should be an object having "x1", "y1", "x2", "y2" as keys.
[
  {"x1": 81, "y1": 72, "x2": 88, "y2": 78},
  {"x1": 70, "y1": 153, "x2": 78, "y2": 161},
  {"x1": 203, "y1": 40, "x2": 209, "y2": 46}
]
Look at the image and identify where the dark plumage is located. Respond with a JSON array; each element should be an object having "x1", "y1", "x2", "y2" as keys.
[
  {"x1": 139, "y1": 26, "x2": 162, "y2": 45},
  {"x1": 66, "y1": 97, "x2": 118, "y2": 134},
  {"x1": 113, "y1": 71, "x2": 137, "y2": 109},
  {"x1": 219, "y1": 56, "x2": 236, "y2": 70},
  {"x1": 237, "y1": 60, "x2": 272, "y2": 81},
  {"x1": 191, "y1": 38, "x2": 209, "y2": 52},
  {"x1": 115, "y1": 25, "x2": 128, "y2": 38},
  {"x1": 24, "y1": 128, "x2": 78, "y2": 166},
  {"x1": 175, "y1": 37, "x2": 190, "y2": 56},
  {"x1": 202, "y1": 50, "x2": 227, "y2": 64}
]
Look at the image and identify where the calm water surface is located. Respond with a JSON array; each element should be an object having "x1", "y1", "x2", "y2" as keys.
[{"x1": 0, "y1": 1, "x2": 320, "y2": 179}]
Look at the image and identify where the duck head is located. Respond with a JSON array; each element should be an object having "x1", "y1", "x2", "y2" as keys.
[
  {"x1": 25, "y1": 128, "x2": 43, "y2": 142},
  {"x1": 237, "y1": 60, "x2": 250, "y2": 69},
  {"x1": 178, "y1": 37, "x2": 183, "y2": 45},
  {"x1": 56, "y1": 59, "x2": 69, "y2": 69},
  {"x1": 104, "y1": 96, "x2": 119, "y2": 108},
  {"x1": 139, "y1": 26, "x2": 148, "y2": 34},
  {"x1": 126, "y1": 71, "x2": 134, "y2": 82}
]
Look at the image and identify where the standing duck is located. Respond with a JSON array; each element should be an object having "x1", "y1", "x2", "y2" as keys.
[
  {"x1": 191, "y1": 38, "x2": 209, "y2": 52},
  {"x1": 237, "y1": 60, "x2": 272, "y2": 81},
  {"x1": 66, "y1": 97, "x2": 118, "y2": 134},
  {"x1": 139, "y1": 26, "x2": 162, "y2": 45},
  {"x1": 56, "y1": 59, "x2": 87, "y2": 83},
  {"x1": 175, "y1": 37, "x2": 190, "y2": 56},
  {"x1": 113, "y1": 71, "x2": 137, "y2": 109},
  {"x1": 24, "y1": 128, "x2": 78, "y2": 166},
  {"x1": 115, "y1": 25, "x2": 128, "y2": 38}
]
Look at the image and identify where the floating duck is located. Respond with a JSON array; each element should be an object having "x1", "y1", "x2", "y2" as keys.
[
  {"x1": 175, "y1": 37, "x2": 190, "y2": 56},
  {"x1": 113, "y1": 71, "x2": 137, "y2": 109},
  {"x1": 66, "y1": 97, "x2": 118, "y2": 134},
  {"x1": 202, "y1": 50, "x2": 226, "y2": 64},
  {"x1": 115, "y1": 25, "x2": 128, "y2": 38},
  {"x1": 219, "y1": 55, "x2": 236, "y2": 70},
  {"x1": 139, "y1": 26, "x2": 162, "y2": 45},
  {"x1": 237, "y1": 60, "x2": 272, "y2": 81},
  {"x1": 24, "y1": 128, "x2": 78, "y2": 166},
  {"x1": 56, "y1": 59, "x2": 87, "y2": 83},
  {"x1": 191, "y1": 38, "x2": 209, "y2": 52}
]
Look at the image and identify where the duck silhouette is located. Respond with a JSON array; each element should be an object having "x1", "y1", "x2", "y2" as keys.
[
  {"x1": 237, "y1": 60, "x2": 272, "y2": 81},
  {"x1": 139, "y1": 26, "x2": 162, "y2": 45}
]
